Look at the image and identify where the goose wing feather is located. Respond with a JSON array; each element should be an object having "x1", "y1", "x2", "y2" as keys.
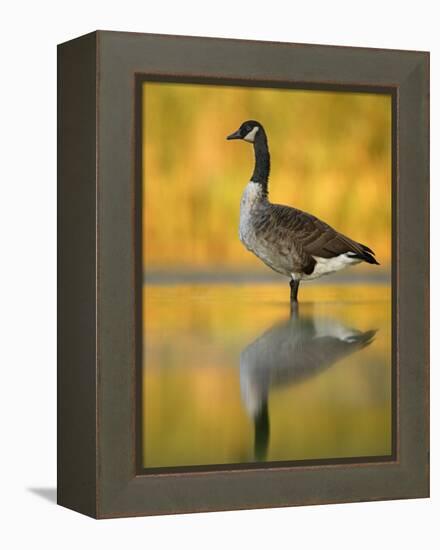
[{"x1": 268, "y1": 203, "x2": 379, "y2": 265}]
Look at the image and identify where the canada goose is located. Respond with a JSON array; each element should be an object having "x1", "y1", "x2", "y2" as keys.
[
  {"x1": 240, "y1": 308, "x2": 376, "y2": 461},
  {"x1": 227, "y1": 120, "x2": 379, "y2": 302}
]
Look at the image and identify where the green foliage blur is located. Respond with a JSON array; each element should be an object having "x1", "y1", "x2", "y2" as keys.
[{"x1": 143, "y1": 83, "x2": 391, "y2": 271}]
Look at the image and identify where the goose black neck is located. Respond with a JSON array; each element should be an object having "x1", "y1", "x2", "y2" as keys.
[
  {"x1": 251, "y1": 130, "x2": 270, "y2": 196},
  {"x1": 254, "y1": 400, "x2": 270, "y2": 461}
]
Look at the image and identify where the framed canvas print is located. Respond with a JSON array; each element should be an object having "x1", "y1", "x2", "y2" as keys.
[{"x1": 57, "y1": 31, "x2": 429, "y2": 518}]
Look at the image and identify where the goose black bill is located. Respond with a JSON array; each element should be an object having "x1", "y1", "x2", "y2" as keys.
[{"x1": 226, "y1": 129, "x2": 242, "y2": 140}]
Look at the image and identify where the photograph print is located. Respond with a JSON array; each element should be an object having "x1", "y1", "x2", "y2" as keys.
[{"x1": 139, "y1": 80, "x2": 393, "y2": 470}]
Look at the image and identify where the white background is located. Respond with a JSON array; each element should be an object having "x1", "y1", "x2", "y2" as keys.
[{"x1": 1, "y1": 1, "x2": 437, "y2": 548}]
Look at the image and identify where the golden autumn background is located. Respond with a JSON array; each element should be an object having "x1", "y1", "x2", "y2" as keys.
[
  {"x1": 141, "y1": 82, "x2": 392, "y2": 468},
  {"x1": 143, "y1": 82, "x2": 391, "y2": 273}
]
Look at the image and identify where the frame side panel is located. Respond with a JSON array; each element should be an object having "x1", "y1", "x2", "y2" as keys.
[
  {"x1": 396, "y1": 55, "x2": 430, "y2": 495},
  {"x1": 57, "y1": 32, "x2": 98, "y2": 518}
]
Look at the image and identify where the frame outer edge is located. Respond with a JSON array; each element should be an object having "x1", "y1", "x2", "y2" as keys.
[
  {"x1": 92, "y1": 32, "x2": 429, "y2": 518},
  {"x1": 57, "y1": 31, "x2": 99, "y2": 518}
]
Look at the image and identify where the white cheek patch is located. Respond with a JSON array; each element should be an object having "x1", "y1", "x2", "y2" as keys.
[{"x1": 243, "y1": 126, "x2": 259, "y2": 142}]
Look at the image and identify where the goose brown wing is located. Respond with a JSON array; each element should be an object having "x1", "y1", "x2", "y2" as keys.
[{"x1": 269, "y1": 204, "x2": 379, "y2": 264}]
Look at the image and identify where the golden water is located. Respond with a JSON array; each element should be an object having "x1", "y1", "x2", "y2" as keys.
[{"x1": 142, "y1": 284, "x2": 392, "y2": 468}]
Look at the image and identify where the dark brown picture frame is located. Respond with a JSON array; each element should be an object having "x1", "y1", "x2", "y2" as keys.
[{"x1": 58, "y1": 30, "x2": 429, "y2": 519}]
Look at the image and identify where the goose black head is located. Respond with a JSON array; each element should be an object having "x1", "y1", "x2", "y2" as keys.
[{"x1": 227, "y1": 120, "x2": 264, "y2": 143}]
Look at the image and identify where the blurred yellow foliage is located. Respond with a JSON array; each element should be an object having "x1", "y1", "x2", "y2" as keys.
[{"x1": 143, "y1": 83, "x2": 391, "y2": 271}]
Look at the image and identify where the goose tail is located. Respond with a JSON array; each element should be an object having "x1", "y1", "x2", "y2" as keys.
[{"x1": 350, "y1": 243, "x2": 380, "y2": 265}]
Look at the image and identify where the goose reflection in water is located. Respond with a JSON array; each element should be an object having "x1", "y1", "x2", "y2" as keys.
[{"x1": 240, "y1": 307, "x2": 377, "y2": 461}]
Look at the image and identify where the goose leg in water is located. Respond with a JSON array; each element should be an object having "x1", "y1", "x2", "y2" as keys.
[{"x1": 290, "y1": 278, "x2": 300, "y2": 302}]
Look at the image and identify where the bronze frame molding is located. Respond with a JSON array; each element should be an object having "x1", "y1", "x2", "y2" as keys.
[{"x1": 57, "y1": 31, "x2": 429, "y2": 518}]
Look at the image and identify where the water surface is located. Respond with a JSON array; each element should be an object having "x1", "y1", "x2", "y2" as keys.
[{"x1": 142, "y1": 283, "x2": 391, "y2": 468}]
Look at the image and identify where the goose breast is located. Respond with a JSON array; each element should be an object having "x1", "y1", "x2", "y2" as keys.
[{"x1": 239, "y1": 182, "x2": 305, "y2": 276}]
